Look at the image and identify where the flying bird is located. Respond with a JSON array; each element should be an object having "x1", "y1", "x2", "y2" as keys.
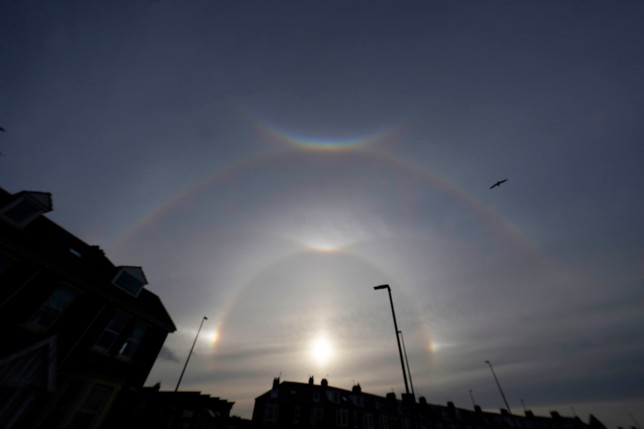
[{"x1": 489, "y1": 178, "x2": 508, "y2": 189}]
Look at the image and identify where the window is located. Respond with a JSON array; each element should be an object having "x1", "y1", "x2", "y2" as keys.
[
  {"x1": 264, "y1": 403, "x2": 279, "y2": 423},
  {"x1": 69, "y1": 248, "x2": 82, "y2": 257},
  {"x1": 112, "y1": 266, "x2": 146, "y2": 297},
  {"x1": 94, "y1": 313, "x2": 130, "y2": 353},
  {"x1": 0, "y1": 191, "x2": 52, "y2": 228},
  {"x1": 326, "y1": 390, "x2": 340, "y2": 403},
  {"x1": 363, "y1": 413, "x2": 374, "y2": 429},
  {"x1": 380, "y1": 415, "x2": 389, "y2": 429},
  {"x1": 179, "y1": 409, "x2": 195, "y2": 429},
  {"x1": 336, "y1": 408, "x2": 348, "y2": 428},
  {"x1": 118, "y1": 323, "x2": 147, "y2": 360},
  {"x1": 28, "y1": 287, "x2": 78, "y2": 329},
  {"x1": 311, "y1": 407, "x2": 324, "y2": 425},
  {"x1": 293, "y1": 407, "x2": 301, "y2": 424},
  {"x1": 66, "y1": 384, "x2": 113, "y2": 429}
]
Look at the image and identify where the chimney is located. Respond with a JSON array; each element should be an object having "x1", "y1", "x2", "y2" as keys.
[
  {"x1": 308, "y1": 376, "x2": 314, "y2": 385},
  {"x1": 525, "y1": 410, "x2": 534, "y2": 418},
  {"x1": 321, "y1": 378, "x2": 328, "y2": 387},
  {"x1": 419, "y1": 397, "x2": 427, "y2": 405},
  {"x1": 270, "y1": 377, "x2": 280, "y2": 398},
  {"x1": 475, "y1": 405, "x2": 482, "y2": 413},
  {"x1": 550, "y1": 411, "x2": 561, "y2": 419},
  {"x1": 352, "y1": 384, "x2": 361, "y2": 394}
]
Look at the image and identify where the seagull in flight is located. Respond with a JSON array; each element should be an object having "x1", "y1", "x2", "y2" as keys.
[{"x1": 489, "y1": 178, "x2": 508, "y2": 189}]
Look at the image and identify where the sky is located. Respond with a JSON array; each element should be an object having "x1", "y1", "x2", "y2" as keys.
[{"x1": 1, "y1": 1, "x2": 643, "y2": 427}]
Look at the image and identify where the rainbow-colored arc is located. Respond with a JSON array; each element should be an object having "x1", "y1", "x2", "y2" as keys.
[
  {"x1": 253, "y1": 118, "x2": 403, "y2": 152},
  {"x1": 110, "y1": 121, "x2": 540, "y2": 364}
]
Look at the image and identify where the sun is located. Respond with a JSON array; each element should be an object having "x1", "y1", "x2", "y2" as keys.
[
  {"x1": 310, "y1": 335, "x2": 333, "y2": 366},
  {"x1": 205, "y1": 329, "x2": 219, "y2": 346}
]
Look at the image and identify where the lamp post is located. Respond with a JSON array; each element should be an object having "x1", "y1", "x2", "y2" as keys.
[
  {"x1": 175, "y1": 316, "x2": 208, "y2": 392},
  {"x1": 398, "y1": 330, "x2": 415, "y2": 396},
  {"x1": 485, "y1": 360, "x2": 511, "y2": 413},
  {"x1": 373, "y1": 284, "x2": 410, "y2": 395}
]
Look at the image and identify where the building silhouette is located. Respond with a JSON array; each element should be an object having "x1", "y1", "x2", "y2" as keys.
[
  {"x1": 253, "y1": 377, "x2": 607, "y2": 429},
  {"x1": 110, "y1": 384, "x2": 236, "y2": 429},
  {"x1": 0, "y1": 188, "x2": 176, "y2": 428}
]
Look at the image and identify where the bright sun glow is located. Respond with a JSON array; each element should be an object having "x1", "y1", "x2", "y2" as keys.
[
  {"x1": 206, "y1": 329, "x2": 219, "y2": 346},
  {"x1": 303, "y1": 238, "x2": 345, "y2": 253},
  {"x1": 310, "y1": 336, "x2": 333, "y2": 365}
]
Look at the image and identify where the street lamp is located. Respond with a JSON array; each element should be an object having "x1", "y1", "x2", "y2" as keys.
[
  {"x1": 373, "y1": 284, "x2": 410, "y2": 395},
  {"x1": 175, "y1": 316, "x2": 208, "y2": 392},
  {"x1": 398, "y1": 330, "x2": 415, "y2": 396},
  {"x1": 485, "y1": 360, "x2": 511, "y2": 413}
]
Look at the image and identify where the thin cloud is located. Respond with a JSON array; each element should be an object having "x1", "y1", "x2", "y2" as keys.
[{"x1": 157, "y1": 345, "x2": 180, "y2": 363}]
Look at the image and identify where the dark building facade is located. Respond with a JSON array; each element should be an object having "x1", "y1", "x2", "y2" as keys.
[
  {"x1": 253, "y1": 378, "x2": 607, "y2": 429},
  {"x1": 108, "y1": 385, "x2": 236, "y2": 429},
  {"x1": 0, "y1": 188, "x2": 176, "y2": 429},
  {"x1": 253, "y1": 377, "x2": 417, "y2": 429}
]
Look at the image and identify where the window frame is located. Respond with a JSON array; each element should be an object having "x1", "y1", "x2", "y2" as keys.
[
  {"x1": 336, "y1": 408, "x2": 348, "y2": 428},
  {"x1": 66, "y1": 383, "x2": 114, "y2": 429},
  {"x1": 0, "y1": 192, "x2": 52, "y2": 228},
  {"x1": 264, "y1": 403, "x2": 279, "y2": 423},
  {"x1": 93, "y1": 312, "x2": 131, "y2": 354},
  {"x1": 27, "y1": 286, "x2": 78, "y2": 330},
  {"x1": 117, "y1": 322, "x2": 147, "y2": 360}
]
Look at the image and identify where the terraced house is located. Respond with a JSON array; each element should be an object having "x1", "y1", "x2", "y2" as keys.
[{"x1": 252, "y1": 377, "x2": 607, "y2": 429}]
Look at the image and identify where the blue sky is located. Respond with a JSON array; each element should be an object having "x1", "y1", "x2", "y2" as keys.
[{"x1": 1, "y1": 1, "x2": 643, "y2": 427}]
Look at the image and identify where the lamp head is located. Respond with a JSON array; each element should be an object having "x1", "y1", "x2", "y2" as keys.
[
  {"x1": 373, "y1": 284, "x2": 390, "y2": 290},
  {"x1": 204, "y1": 316, "x2": 209, "y2": 320}
]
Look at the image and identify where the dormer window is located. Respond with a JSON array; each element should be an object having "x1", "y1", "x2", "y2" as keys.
[
  {"x1": 112, "y1": 266, "x2": 147, "y2": 297},
  {"x1": 0, "y1": 191, "x2": 53, "y2": 228}
]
